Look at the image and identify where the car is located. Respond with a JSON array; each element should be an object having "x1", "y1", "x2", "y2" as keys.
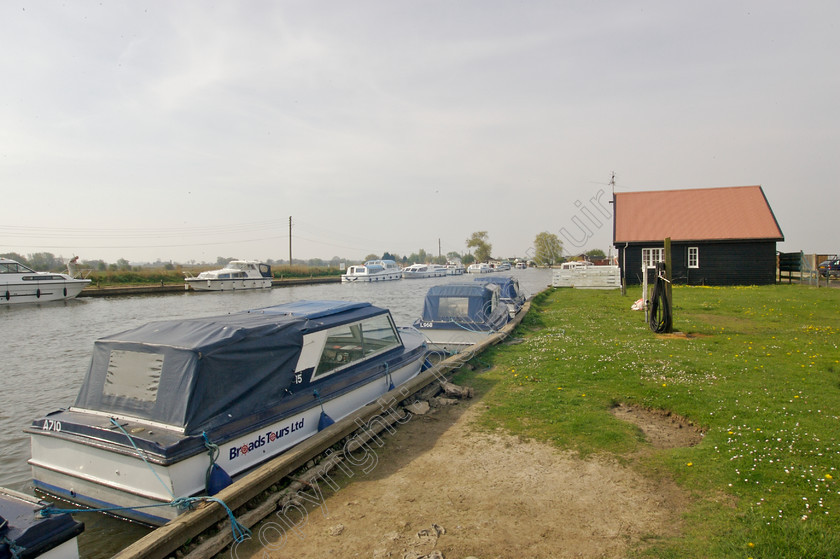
[{"x1": 818, "y1": 258, "x2": 840, "y2": 278}]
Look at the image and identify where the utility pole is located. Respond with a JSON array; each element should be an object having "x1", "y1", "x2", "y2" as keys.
[{"x1": 289, "y1": 216, "x2": 292, "y2": 266}]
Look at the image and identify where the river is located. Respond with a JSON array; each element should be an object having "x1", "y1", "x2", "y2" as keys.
[{"x1": 0, "y1": 268, "x2": 553, "y2": 557}]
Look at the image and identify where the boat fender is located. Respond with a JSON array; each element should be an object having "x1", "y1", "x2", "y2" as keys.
[
  {"x1": 203, "y1": 432, "x2": 233, "y2": 495},
  {"x1": 207, "y1": 463, "x2": 233, "y2": 495},
  {"x1": 36, "y1": 289, "x2": 41, "y2": 298},
  {"x1": 4, "y1": 291, "x2": 8, "y2": 301},
  {"x1": 63, "y1": 287, "x2": 68, "y2": 297},
  {"x1": 313, "y1": 389, "x2": 335, "y2": 431}
]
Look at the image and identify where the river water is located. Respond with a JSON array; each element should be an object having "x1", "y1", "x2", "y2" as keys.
[{"x1": 0, "y1": 268, "x2": 552, "y2": 557}]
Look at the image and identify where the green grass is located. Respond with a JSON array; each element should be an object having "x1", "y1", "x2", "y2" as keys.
[{"x1": 453, "y1": 285, "x2": 840, "y2": 558}]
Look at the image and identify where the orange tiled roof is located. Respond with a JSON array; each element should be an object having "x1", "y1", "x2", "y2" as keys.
[{"x1": 613, "y1": 185, "x2": 784, "y2": 243}]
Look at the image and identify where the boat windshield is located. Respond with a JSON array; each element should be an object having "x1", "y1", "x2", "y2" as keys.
[
  {"x1": 314, "y1": 314, "x2": 401, "y2": 379},
  {"x1": 0, "y1": 261, "x2": 36, "y2": 274}
]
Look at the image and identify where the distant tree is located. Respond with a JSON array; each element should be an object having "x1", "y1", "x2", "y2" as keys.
[
  {"x1": 1, "y1": 252, "x2": 28, "y2": 265},
  {"x1": 533, "y1": 232, "x2": 563, "y2": 266},
  {"x1": 466, "y1": 232, "x2": 492, "y2": 263},
  {"x1": 446, "y1": 251, "x2": 462, "y2": 261},
  {"x1": 116, "y1": 258, "x2": 131, "y2": 271},
  {"x1": 381, "y1": 252, "x2": 399, "y2": 262},
  {"x1": 461, "y1": 253, "x2": 476, "y2": 265},
  {"x1": 586, "y1": 248, "x2": 606, "y2": 260},
  {"x1": 216, "y1": 256, "x2": 236, "y2": 266},
  {"x1": 28, "y1": 252, "x2": 64, "y2": 271},
  {"x1": 364, "y1": 254, "x2": 379, "y2": 262}
]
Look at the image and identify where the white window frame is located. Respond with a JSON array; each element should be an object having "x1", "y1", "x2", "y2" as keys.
[
  {"x1": 641, "y1": 247, "x2": 664, "y2": 269},
  {"x1": 688, "y1": 247, "x2": 699, "y2": 269}
]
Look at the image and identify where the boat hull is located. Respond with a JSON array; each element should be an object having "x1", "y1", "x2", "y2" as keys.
[
  {"x1": 185, "y1": 277, "x2": 272, "y2": 291},
  {"x1": 340, "y1": 271, "x2": 402, "y2": 282},
  {"x1": 0, "y1": 279, "x2": 90, "y2": 305},
  {"x1": 29, "y1": 347, "x2": 424, "y2": 526}
]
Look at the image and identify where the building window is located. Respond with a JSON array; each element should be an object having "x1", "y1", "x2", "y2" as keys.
[
  {"x1": 642, "y1": 247, "x2": 664, "y2": 269},
  {"x1": 688, "y1": 247, "x2": 699, "y2": 268}
]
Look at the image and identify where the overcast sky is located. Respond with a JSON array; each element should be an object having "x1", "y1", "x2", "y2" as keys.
[{"x1": 1, "y1": 1, "x2": 838, "y2": 264}]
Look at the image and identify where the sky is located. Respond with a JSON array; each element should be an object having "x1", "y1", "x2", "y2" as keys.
[{"x1": 1, "y1": 1, "x2": 838, "y2": 265}]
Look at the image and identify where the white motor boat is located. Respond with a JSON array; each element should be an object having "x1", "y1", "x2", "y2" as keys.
[
  {"x1": 467, "y1": 263, "x2": 491, "y2": 274},
  {"x1": 401, "y1": 264, "x2": 448, "y2": 279},
  {"x1": 184, "y1": 260, "x2": 272, "y2": 291},
  {"x1": 0, "y1": 258, "x2": 91, "y2": 305},
  {"x1": 28, "y1": 300, "x2": 427, "y2": 526},
  {"x1": 341, "y1": 260, "x2": 402, "y2": 282},
  {"x1": 445, "y1": 260, "x2": 466, "y2": 275}
]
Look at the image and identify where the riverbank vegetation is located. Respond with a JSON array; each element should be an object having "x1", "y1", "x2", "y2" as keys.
[{"x1": 457, "y1": 284, "x2": 840, "y2": 558}]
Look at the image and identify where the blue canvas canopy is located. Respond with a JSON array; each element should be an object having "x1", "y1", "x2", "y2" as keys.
[
  {"x1": 474, "y1": 276, "x2": 525, "y2": 309},
  {"x1": 73, "y1": 301, "x2": 383, "y2": 434},
  {"x1": 417, "y1": 283, "x2": 509, "y2": 331}
]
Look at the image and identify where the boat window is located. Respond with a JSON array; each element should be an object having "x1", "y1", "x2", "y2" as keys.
[
  {"x1": 438, "y1": 297, "x2": 470, "y2": 318},
  {"x1": 313, "y1": 314, "x2": 401, "y2": 379},
  {"x1": 103, "y1": 350, "x2": 163, "y2": 403}
]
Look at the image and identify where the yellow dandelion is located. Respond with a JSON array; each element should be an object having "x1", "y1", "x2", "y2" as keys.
[
  {"x1": 826, "y1": 474, "x2": 833, "y2": 480},
  {"x1": 748, "y1": 542, "x2": 755, "y2": 548},
  {"x1": 686, "y1": 462, "x2": 693, "y2": 467}
]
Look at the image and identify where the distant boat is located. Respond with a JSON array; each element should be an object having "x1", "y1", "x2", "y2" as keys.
[
  {"x1": 515, "y1": 260, "x2": 527, "y2": 269},
  {"x1": 184, "y1": 260, "x2": 272, "y2": 291},
  {"x1": 413, "y1": 283, "x2": 511, "y2": 354},
  {"x1": 28, "y1": 300, "x2": 427, "y2": 526},
  {"x1": 489, "y1": 261, "x2": 511, "y2": 272},
  {"x1": 445, "y1": 260, "x2": 466, "y2": 275},
  {"x1": 401, "y1": 263, "x2": 448, "y2": 279},
  {"x1": 0, "y1": 258, "x2": 91, "y2": 305},
  {"x1": 341, "y1": 260, "x2": 403, "y2": 282},
  {"x1": 467, "y1": 263, "x2": 491, "y2": 274}
]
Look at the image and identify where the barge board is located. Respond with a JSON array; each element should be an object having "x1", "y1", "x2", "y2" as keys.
[{"x1": 111, "y1": 300, "x2": 532, "y2": 559}]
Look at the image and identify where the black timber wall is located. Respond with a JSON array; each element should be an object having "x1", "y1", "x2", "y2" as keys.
[{"x1": 617, "y1": 241, "x2": 778, "y2": 286}]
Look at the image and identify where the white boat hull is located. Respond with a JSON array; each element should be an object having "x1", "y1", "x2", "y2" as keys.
[
  {"x1": 418, "y1": 328, "x2": 495, "y2": 355},
  {"x1": 30, "y1": 357, "x2": 423, "y2": 526},
  {"x1": 341, "y1": 271, "x2": 403, "y2": 282},
  {"x1": 0, "y1": 279, "x2": 90, "y2": 305},
  {"x1": 185, "y1": 277, "x2": 272, "y2": 291}
]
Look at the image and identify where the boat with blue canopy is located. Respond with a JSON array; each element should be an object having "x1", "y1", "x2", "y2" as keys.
[
  {"x1": 474, "y1": 275, "x2": 526, "y2": 317},
  {"x1": 341, "y1": 260, "x2": 402, "y2": 282},
  {"x1": 27, "y1": 300, "x2": 426, "y2": 526},
  {"x1": 412, "y1": 283, "x2": 511, "y2": 355}
]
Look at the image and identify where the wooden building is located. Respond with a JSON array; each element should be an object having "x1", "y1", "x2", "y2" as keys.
[{"x1": 613, "y1": 185, "x2": 784, "y2": 286}]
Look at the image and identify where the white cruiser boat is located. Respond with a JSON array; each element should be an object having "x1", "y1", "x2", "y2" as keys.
[
  {"x1": 0, "y1": 258, "x2": 91, "y2": 305},
  {"x1": 184, "y1": 260, "x2": 272, "y2": 291},
  {"x1": 401, "y1": 264, "x2": 448, "y2": 279},
  {"x1": 28, "y1": 301, "x2": 427, "y2": 526},
  {"x1": 467, "y1": 262, "x2": 491, "y2": 274},
  {"x1": 445, "y1": 260, "x2": 466, "y2": 275},
  {"x1": 341, "y1": 260, "x2": 402, "y2": 282}
]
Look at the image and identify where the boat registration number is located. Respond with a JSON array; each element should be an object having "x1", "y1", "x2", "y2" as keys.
[{"x1": 42, "y1": 419, "x2": 62, "y2": 432}]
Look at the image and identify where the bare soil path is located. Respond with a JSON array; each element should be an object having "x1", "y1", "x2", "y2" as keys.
[{"x1": 234, "y1": 394, "x2": 698, "y2": 559}]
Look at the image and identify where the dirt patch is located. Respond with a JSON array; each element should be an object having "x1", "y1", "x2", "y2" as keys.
[
  {"x1": 611, "y1": 403, "x2": 705, "y2": 449},
  {"x1": 237, "y1": 398, "x2": 689, "y2": 559}
]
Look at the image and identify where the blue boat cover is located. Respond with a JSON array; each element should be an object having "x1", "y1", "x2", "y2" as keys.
[
  {"x1": 0, "y1": 489, "x2": 83, "y2": 559},
  {"x1": 418, "y1": 283, "x2": 508, "y2": 330},
  {"x1": 73, "y1": 301, "x2": 384, "y2": 434},
  {"x1": 474, "y1": 276, "x2": 525, "y2": 306}
]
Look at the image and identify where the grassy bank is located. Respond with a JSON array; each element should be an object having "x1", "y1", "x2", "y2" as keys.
[
  {"x1": 455, "y1": 285, "x2": 840, "y2": 558},
  {"x1": 84, "y1": 265, "x2": 340, "y2": 287}
]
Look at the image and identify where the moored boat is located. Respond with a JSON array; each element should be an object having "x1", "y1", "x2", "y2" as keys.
[
  {"x1": 0, "y1": 258, "x2": 91, "y2": 305},
  {"x1": 0, "y1": 487, "x2": 84, "y2": 559},
  {"x1": 413, "y1": 283, "x2": 511, "y2": 354},
  {"x1": 475, "y1": 275, "x2": 526, "y2": 318},
  {"x1": 401, "y1": 263, "x2": 448, "y2": 279},
  {"x1": 341, "y1": 260, "x2": 402, "y2": 282},
  {"x1": 184, "y1": 260, "x2": 272, "y2": 291},
  {"x1": 445, "y1": 260, "x2": 466, "y2": 275},
  {"x1": 466, "y1": 263, "x2": 491, "y2": 274},
  {"x1": 27, "y1": 301, "x2": 426, "y2": 526}
]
